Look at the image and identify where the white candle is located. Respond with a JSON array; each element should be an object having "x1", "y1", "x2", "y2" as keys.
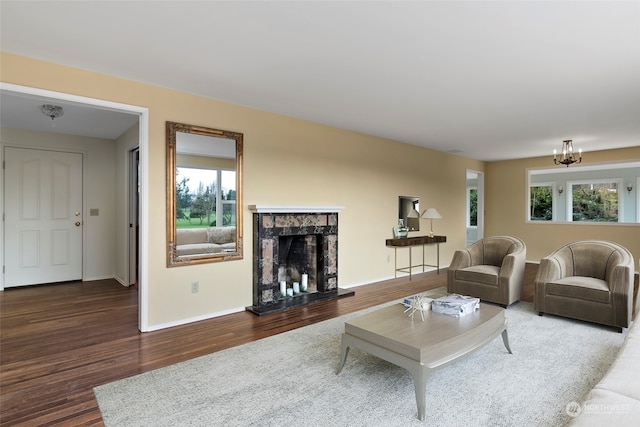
[
  {"x1": 293, "y1": 282, "x2": 300, "y2": 294},
  {"x1": 286, "y1": 288, "x2": 294, "y2": 297},
  {"x1": 301, "y1": 273, "x2": 308, "y2": 291},
  {"x1": 279, "y1": 281, "x2": 286, "y2": 295}
]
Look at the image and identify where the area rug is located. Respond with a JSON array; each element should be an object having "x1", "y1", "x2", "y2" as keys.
[{"x1": 94, "y1": 299, "x2": 625, "y2": 427}]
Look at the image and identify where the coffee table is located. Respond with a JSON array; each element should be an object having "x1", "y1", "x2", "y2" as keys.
[{"x1": 336, "y1": 298, "x2": 512, "y2": 421}]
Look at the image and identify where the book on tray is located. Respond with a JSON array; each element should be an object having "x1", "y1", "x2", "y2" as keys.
[
  {"x1": 403, "y1": 295, "x2": 433, "y2": 311},
  {"x1": 431, "y1": 294, "x2": 480, "y2": 317}
]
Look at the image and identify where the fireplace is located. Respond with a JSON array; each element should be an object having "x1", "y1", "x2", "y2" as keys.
[{"x1": 247, "y1": 205, "x2": 354, "y2": 315}]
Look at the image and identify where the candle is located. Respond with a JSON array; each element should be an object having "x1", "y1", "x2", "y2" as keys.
[
  {"x1": 293, "y1": 282, "x2": 300, "y2": 294},
  {"x1": 279, "y1": 281, "x2": 286, "y2": 295},
  {"x1": 301, "y1": 274, "x2": 308, "y2": 291},
  {"x1": 286, "y1": 288, "x2": 294, "y2": 297}
]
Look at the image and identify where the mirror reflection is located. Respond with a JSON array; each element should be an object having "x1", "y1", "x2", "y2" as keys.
[
  {"x1": 399, "y1": 196, "x2": 420, "y2": 231},
  {"x1": 167, "y1": 122, "x2": 243, "y2": 266}
]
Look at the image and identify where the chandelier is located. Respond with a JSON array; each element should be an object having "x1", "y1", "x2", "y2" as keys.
[{"x1": 553, "y1": 139, "x2": 582, "y2": 167}]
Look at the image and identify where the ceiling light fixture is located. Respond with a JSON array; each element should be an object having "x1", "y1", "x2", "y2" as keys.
[
  {"x1": 42, "y1": 104, "x2": 64, "y2": 121},
  {"x1": 553, "y1": 139, "x2": 582, "y2": 167}
]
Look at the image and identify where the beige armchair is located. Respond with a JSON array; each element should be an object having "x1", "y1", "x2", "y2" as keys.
[
  {"x1": 447, "y1": 236, "x2": 526, "y2": 307},
  {"x1": 534, "y1": 240, "x2": 635, "y2": 331}
]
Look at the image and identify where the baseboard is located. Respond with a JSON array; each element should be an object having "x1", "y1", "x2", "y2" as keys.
[
  {"x1": 146, "y1": 306, "x2": 246, "y2": 332},
  {"x1": 82, "y1": 274, "x2": 116, "y2": 282}
]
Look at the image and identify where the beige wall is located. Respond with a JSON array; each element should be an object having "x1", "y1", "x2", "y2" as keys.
[
  {"x1": 1, "y1": 52, "x2": 485, "y2": 329},
  {"x1": 486, "y1": 146, "x2": 640, "y2": 264},
  {"x1": 7, "y1": 52, "x2": 634, "y2": 330}
]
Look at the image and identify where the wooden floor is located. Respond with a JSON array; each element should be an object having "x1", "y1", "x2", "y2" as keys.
[{"x1": 0, "y1": 263, "x2": 632, "y2": 426}]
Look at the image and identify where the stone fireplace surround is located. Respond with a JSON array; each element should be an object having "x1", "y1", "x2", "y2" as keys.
[{"x1": 247, "y1": 205, "x2": 354, "y2": 315}]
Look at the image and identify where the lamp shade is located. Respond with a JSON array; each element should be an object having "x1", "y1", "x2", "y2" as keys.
[
  {"x1": 407, "y1": 209, "x2": 420, "y2": 218},
  {"x1": 421, "y1": 208, "x2": 442, "y2": 219}
]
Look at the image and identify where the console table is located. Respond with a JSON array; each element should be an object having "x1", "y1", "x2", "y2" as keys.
[{"x1": 385, "y1": 235, "x2": 447, "y2": 279}]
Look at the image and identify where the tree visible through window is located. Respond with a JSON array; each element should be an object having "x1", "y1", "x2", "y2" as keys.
[
  {"x1": 468, "y1": 188, "x2": 478, "y2": 226},
  {"x1": 530, "y1": 185, "x2": 553, "y2": 221},
  {"x1": 571, "y1": 181, "x2": 619, "y2": 222},
  {"x1": 176, "y1": 167, "x2": 236, "y2": 228}
]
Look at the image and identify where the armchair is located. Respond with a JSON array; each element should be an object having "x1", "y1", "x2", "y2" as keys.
[
  {"x1": 447, "y1": 236, "x2": 526, "y2": 307},
  {"x1": 534, "y1": 240, "x2": 635, "y2": 331}
]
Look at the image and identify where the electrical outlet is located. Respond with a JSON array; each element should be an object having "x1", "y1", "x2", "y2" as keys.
[{"x1": 191, "y1": 281, "x2": 199, "y2": 293}]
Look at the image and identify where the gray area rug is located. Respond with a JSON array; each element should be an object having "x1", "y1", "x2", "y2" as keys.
[{"x1": 94, "y1": 299, "x2": 625, "y2": 427}]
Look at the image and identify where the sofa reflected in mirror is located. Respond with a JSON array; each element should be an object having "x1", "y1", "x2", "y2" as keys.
[{"x1": 175, "y1": 227, "x2": 236, "y2": 257}]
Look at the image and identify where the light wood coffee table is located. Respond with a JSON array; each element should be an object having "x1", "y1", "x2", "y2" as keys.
[{"x1": 337, "y1": 297, "x2": 512, "y2": 421}]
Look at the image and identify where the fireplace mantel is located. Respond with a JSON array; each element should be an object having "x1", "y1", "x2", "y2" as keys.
[{"x1": 248, "y1": 205, "x2": 345, "y2": 214}]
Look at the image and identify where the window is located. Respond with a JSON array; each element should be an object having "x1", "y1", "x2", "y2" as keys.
[
  {"x1": 527, "y1": 161, "x2": 639, "y2": 224},
  {"x1": 529, "y1": 184, "x2": 553, "y2": 221},
  {"x1": 568, "y1": 179, "x2": 621, "y2": 222},
  {"x1": 467, "y1": 187, "x2": 478, "y2": 227}
]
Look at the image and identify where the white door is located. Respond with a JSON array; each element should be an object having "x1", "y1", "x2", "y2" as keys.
[{"x1": 4, "y1": 147, "x2": 83, "y2": 287}]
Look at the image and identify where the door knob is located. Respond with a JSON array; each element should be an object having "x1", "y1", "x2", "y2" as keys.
[{"x1": 75, "y1": 221, "x2": 81, "y2": 227}]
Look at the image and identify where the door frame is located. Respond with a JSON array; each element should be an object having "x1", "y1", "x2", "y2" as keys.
[
  {"x1": 466, "y1": 169, "x2": 484, "y2": 245},
  {"x1": 0, "y1": 82, "x2": 150, "y2": 332},
  {"x1": 128, "y1": 148, "x2": 140, "y2": 286}
]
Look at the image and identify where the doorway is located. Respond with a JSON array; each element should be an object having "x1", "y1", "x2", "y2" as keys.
[
  {"x1": 0, "y1": 82, "x2": 149, "y2": 331},
  {"x1": 129, "y1": 148, "x2": 140, "y2": 287},
  {"x1": 466, "y1": 170, "x2": 484, "y2": 246}
]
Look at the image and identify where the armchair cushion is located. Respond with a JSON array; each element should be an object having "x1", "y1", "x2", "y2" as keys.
[
  {"x1": 455, "y1": 265, "x2": 500, "y2": 286},
  {"x1": 545, "y1": 277, "x2": 610, "y2": 304}
]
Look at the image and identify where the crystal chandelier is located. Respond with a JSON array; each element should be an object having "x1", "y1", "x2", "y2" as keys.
[{"x1": 553, "y1": 139, "x2": 582, "y2": 167}]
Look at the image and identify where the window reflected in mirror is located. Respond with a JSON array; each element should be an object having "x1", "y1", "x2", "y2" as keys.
[{"x1": 176, "y1": 167, "x2": 236, "y2": 227}]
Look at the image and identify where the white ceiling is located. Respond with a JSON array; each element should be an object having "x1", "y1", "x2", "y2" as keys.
[{"x1": 1, "y1": 1, "x2": 638, "y2": 160}]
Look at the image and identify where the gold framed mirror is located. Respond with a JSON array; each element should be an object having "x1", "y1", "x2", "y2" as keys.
[{"x1": 166, "y1": 121, "x2": 243, "y2": 266}]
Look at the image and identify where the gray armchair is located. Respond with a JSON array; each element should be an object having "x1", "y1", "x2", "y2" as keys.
[
  {"x1": 447, "y1": 236, "x2": 526, "y2": 307},
  {"x1": 534, "y1": 240, "x2": 635, "y2": 331}
]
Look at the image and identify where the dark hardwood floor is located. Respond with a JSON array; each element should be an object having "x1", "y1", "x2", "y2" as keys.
[{"x1": 0, "y1": 263, "x2": 632, "y2": 426}]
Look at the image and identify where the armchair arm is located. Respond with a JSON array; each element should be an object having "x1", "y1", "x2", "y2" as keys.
[
  {"x1": 498, "y1": 252, "x2": 525, "y2": 283},
  {"x1": 449, "y1": 249, "x2": 471, "y2": 271},
  {"x1": 447, "y1": 249, "x2": 471, "y2": 285},
  {"x1": 534, "y1": 256, "x2": 566, "y2": 287},
  {"x1": 498, "y1": 251, "x2": 526, "y2": 302},
  {"x1": 609, "y1": 263, "x2": 634, "y2": 326}
]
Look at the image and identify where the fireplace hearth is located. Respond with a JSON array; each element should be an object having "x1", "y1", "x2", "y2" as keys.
[{"x1": 247, "y1": 205, "x2": 354, "y2": 315}]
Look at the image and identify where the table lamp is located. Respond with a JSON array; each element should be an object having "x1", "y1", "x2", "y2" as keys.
[{"x1": 421, "y1": 208, "x2": 441, "y2": 237}]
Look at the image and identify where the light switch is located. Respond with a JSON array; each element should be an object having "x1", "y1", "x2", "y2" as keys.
[{"x1": 90, "y1": 208, "x2": 99, "y2": 216}]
